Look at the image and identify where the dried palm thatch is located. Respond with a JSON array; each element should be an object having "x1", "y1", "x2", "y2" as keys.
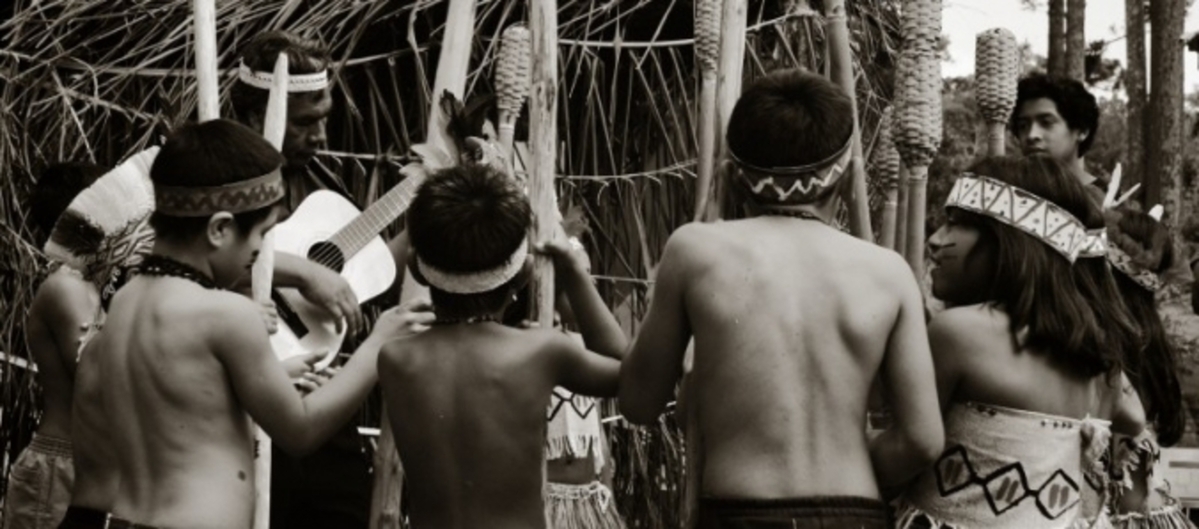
[{"x1": 0, "y1": 1, "x2": 900, "y2": 525}]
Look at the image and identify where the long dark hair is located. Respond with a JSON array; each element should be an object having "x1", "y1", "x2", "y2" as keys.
[
  {"x1": 955, "y1": 156, "x2": 1117, "y2": 378},
  {"x1": 1112, "y1": 211, "x2": 1185, "y2": 446}
]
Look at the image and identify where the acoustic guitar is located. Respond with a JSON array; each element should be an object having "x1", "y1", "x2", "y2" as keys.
[{"x1": 269, "y1": 174, "x2": 424, "y2": 369}]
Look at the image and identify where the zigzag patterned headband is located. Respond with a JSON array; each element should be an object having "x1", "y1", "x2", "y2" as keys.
[
  {"x1": 154, "y1": 170, "x2": 285, "y2": 217},
  {"x1": 729, "y1": 136, "x2": 852, "y2": 204},
  {"x1": 946, "y1": 174, "x2": 1088, "y2": 263},
  {"x1": 1078, "y1": 229, "x2": 1109, "y2": 259},
  {"x1": 418, "y1": 239, "x2": 529, "y2": 294},
  {"x1": 237, "y1": 61, "x2": 328, "y2": 93}
]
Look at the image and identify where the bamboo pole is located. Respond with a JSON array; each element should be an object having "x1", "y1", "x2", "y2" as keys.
[
  {"x1": 709, "y1": 0, "x2": 748, "y2": 221},
  {"x1": 249, "y1": 53, "x2": 289, "y2": 529},
  {"x1": 896, "y1": 166, "x2": 910, "y2": 257},
  {"x1": 528, "y1": 0, "x2": 558, "y2": 328},
  {"x1": 693, "y1": 0, "x2": 721, "y2": 222},
  {"x1": 824, "y1": 0, "x2": 872, "y2": 241},
  {"x1": 873, "y1": 108, "x2": 901, "y2": 250},
  {"x1": 191, "y1": 0, "x2": 219, "y2": 122},
  {"x1": 370, "y1": 2, "x2": 477, "y2": 528}
]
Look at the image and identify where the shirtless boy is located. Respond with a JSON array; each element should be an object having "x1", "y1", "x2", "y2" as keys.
[
  {"x1": 72, "y1": 119, "x2": 433, "y2": 529},
  {"x1": 378, "y1": 163, "x2": 627, "y2": 528},
  {"x1": 617, "y1": 69, "x2": 944, "y2": 527},
  {"x1": 3, "y1": 163, "x2": 104, "y2": 529}
]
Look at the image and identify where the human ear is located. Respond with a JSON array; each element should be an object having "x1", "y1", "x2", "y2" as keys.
[
  {"x1": 406, "y1": 253, "x2": 430, "y2": 287},
  {"x1": 206, "y1": 212, "x2": 236, "y2": 248}
]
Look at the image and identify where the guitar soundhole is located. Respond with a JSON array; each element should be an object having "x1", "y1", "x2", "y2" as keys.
[{"x1": 308, "y1": 242, "x2": 346, "y2": 273}]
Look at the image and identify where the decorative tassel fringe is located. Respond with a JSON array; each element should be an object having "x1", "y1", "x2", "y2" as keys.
[
  {"x1": 545, "y1": 481, "x2": 627, "y2": 529},
  {"x1": 1111, "y1": 505, "x2": 1196, "y2": 529},
  {"x1": 546, "y1": 434, "x2": 605, "y2": 475}
]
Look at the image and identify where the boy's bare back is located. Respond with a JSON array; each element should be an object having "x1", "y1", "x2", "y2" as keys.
[
  {"x1": 380, "y1": 324, "x2": 618, "y2": 529},
  {"x1": 623, "y1": 217, "x2": 939, "y2": 499},
  {"x1": 88, "y1": 278, "x2": 261, "y2": 528}
]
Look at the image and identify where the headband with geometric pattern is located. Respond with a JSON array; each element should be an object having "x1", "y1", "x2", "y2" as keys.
[
  {"x1": 945, "y1": 174, "x2": 1088, "y2": 263},
  {"x1": 1108, "y1": 242, "x2": 1163, "y2": 292},
  {"x1": 237, "y1": 61, "x2": 328, "y2": 93},
  {"x1": 729, "y1": 136, "x2": 852, "y2": 205},
  {"x1": 154, "y1": 169, "x2": 285, "y2": 217},
  {"x1": 1078, "y1": 228, "x2": 1109, "y2": 259}
]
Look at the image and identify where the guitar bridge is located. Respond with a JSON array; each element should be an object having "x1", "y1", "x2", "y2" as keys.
[{"x1": 271, "y1": 289, "x2": 309, "y2": 339}]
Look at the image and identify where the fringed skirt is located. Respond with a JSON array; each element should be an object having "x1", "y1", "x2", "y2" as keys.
[
  {"x1": 1110, "y1": 504, "x2": 1196, "y2": 529},
  {"x1": 544, "y1": 481, "x2": 626, "y2": 529}
]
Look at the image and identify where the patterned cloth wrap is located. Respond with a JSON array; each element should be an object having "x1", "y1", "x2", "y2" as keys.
[{"x1": 895, "y1": 402, "x2": 1114, "y2": 529}]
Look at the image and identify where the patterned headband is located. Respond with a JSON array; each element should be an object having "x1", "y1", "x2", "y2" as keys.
[
  {"x1": 237, "y1": 61, "x2": 328, "y2": 93},
  {"x1": 1108, "y1": 243, "x2": 1163, "y2": 292},
  {"x1": 729, "y1": 136, "x2": 852, "y2": 205},
  {"x1": 945, "y1": 174, "x2": 1088, "y2": 263},
  {"x1": 418, "y1": 239, "x2": 529, "y2": 294},
  {"x1": 1077, "y1": 229, "x2": 1109, "y2": 259},
  {"x1": 154, "y1": 170, "x2": 285, "y2": 217}
]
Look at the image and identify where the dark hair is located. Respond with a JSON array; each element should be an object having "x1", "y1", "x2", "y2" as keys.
[
  {"x1": 954, "y1": 155, "x2": 1114, "y2": 377},
  {"x1": 230, "y1": 31, "x2": 330, "y2": 122},
  {"x1": 408, "y1": 164, "x2": 532, "y2": 319},
  {"x1": 726, "y1": 69, "x2": 854, "y2": 173},
  {"x1": 1072, "y1": 197, "x2": 1141, "y2": 385},
  {"x1": 149, "y1": 119, "x2": 285, "y2": 241},
  {"x1": 30, "y1": 162, "x2": 107, "y2": 244},
  {"x1": 1010, "y1": 74, "x2": 1100, "y2": 156},
  {"x1": 1112, "y1": 211, "x2": 1185, "y2": 445}
]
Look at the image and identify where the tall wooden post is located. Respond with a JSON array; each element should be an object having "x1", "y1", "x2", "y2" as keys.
[
  {"x1": 370, "y1": 1, "x2": 477, "y2": 527},
  {"x1": 192, "y1": 0, "x2": 219, "y2": 122},
  {"x1": 528, "y1": 0, "x2": 558, "y2": 328},
  {"x1": 825, "y1": 0, "x2": 872, "y2": 241},
  {"x1": 709, "y1": 0, "x2": 747, "y2": 220},
  {"x1": 251, "y1": 53, "x2": 290, "y2": 529},
  {"x1": 693, "y1": 0, "x2": 721, "y2": 222}
]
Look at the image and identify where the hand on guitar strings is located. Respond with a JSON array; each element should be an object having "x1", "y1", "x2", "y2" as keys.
[{"x1": 298, "y1": 264, "x2": 365, "y2": 336}]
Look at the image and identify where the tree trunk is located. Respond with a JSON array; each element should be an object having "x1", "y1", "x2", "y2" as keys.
[
  {"x1": 1125, "y1": 0, "x2": 1147, "y2": 195},
  {"x1": 1145, "y1": 0, "x2": 1185, "y2": 227},
  {"x1": 1047, "y1": 0, "x2": 1067, "y2": 76},
  {"x1": 1065, "y1": 0, "x2": 1086, "y2": 81}
]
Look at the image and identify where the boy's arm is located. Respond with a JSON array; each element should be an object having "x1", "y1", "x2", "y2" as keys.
[
  {"x1": 540, "y1": 239, "x2": 627, "y2": 359},
  {"x1": 217, "y1": 297, "x2": 433, "y2": 455},
  {"x1": 549, "y1": 331, "x2": 622, "y2": 398},
  {"x1": 618, "y1": 228, "x2": 696, "y2": 425},
  {"x1": 31, "y1": 271, "x2": 99, "y2": 377},
  {"x1": 869, "y1": 261, "x2": 945, "y2": 490},
  {"x1": 265, "y1": 252, "x2": 365, "y2": 335}
]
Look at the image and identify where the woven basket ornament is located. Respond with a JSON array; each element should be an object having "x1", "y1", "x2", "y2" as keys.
[
  {"x1": 872, "y1": 107, "x2": 901, "y2": 189},
  {"x1": 695, "y1": 0, "x2": 721, "y2": 73},
  {"x1": 496, "y1": 25, "x2": 532, "y2": 118},
  {"x1": 975, "y1": 28, "x2": 1020, "y2": 125},
  {"x1": 892, "y1": 0, "x2": 943, "y2": 169}
]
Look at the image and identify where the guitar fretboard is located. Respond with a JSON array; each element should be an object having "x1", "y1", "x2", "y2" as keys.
[{"x1": 325, "y1": 173, "x2": 427, "y2": 261}]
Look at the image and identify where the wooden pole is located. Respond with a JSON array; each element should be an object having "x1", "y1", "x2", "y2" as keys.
[
  {"x1": 709, "y1": 0, "x2": 747, "y2": 221},
  {"x1": 824, "y1": 0, "x2": 872, "y2": 241},
  {"x1": 693, "y1": 0, "x2": 721, "y2": 222},
  {"x1": 370, "y1": 2, "x2": 477, "y2": 528},
  {"x1": 905, "y1": 167, "x2": 929, "y2": 277},
  {"x1": 191, "y1": 0, "x2": 219, "y2": 122},
  {"x1": 250, "y1": 53, "x2": 289, "y2": 529},
  {"x1": 880, "y1": 190, "x2": 898, "y2": 250},
  {"x1": 895, "y1": 166, "x2": 910, "y2": 258},
  {"x1": 528, "y1": 0, "x2": 558, "y2": 328}
]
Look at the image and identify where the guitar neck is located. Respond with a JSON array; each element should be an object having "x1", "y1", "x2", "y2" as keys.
[{"x1": 328, "y1": 173, "x2": 427, "y2": 258}]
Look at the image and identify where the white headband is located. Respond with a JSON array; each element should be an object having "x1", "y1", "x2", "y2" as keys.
[
  {"x1": 417, "y1": 239, "x2": 529, "y2": 294},
  {"x1": 237, "y1": 61, "x2": 329, "y2": 93}
]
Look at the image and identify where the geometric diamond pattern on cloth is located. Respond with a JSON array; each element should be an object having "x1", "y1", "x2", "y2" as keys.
[{"x1": 935, "y1": 445, "x2": 1081, "y2": 520}]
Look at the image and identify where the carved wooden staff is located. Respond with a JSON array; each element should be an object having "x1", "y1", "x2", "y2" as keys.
[
  {"x1": 825, "y1": 0, "x2": 873, "y2": 240},
  {"x1": 528, "y1": 0, "x2": 558, "y2": 327},
  {"x1": 370, "y1": 1, "x2": 477, "y2": 527},
  {"x1": 893, "y1": 0, "x2": 942, "y2": 276},
  {"x1": 873, "y1": 108, "x2": 901, "y2": 250},
  {"x1": 975, "y1": 28, "x2": 1019, "y2": 156},
  {"x1": 710, "y1": 0, "x2": 747, "y2": 219},
  {"x1": 249, "y1": 53, "x2": 290, "y2": 529},
  {"x1": 693, "y1": 0, "x2": 720, "y2": 222}
]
